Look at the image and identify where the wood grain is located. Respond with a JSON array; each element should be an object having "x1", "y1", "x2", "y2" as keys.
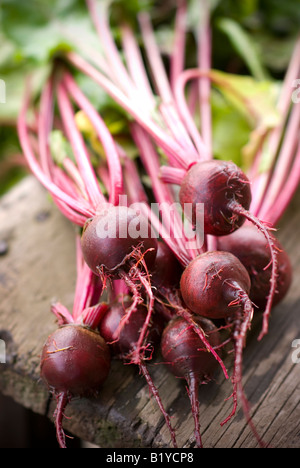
[{"x1": 0, "y1": 176, "x2": 299, "y2": 448}]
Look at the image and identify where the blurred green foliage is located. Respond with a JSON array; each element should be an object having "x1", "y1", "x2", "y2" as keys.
[{"x1": 0, "y1": 0, "x2": 299, "y2": 194}]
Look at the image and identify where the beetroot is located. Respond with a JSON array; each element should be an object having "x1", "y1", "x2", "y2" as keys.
[
  {"x1": 179, "y1": 160, "x2": 251, "y2": 236},
  {"x1": 179, "y1": 160, "x2": 279, "y2": 339},
  {"x1": 179, "y1": 250, "x2": 264, "y2": 443},
  {"x1": 150, "y1": 241, "x2": 183, "y2": 292},
  {"x1": 150, "y1": 240, "x2": 183, "y2": 322},
  {"x1": 40, "y1": 325, "x2": 111, "y2": 448},
  {"x1": 161, "y1": 316, "x2": 222, "y2": 448},
  {"x1": 81, "y1": 204, "x2": 159, "y2": 362},
  {"x1": 99, "y1": 301, "x2": 163, "y2": 360},
  {"x1": 81, "y1": 204, "x2": 157, "y2": 276},
  {"x1": 217, "y1": 225, "x2": 292, "y2": 311},
  {"x1": 180, "y1": 251, "x2": 251, "y2": 320},
  {"x1": 99, "y1": 299, "x2": 178, "y2": 447}
]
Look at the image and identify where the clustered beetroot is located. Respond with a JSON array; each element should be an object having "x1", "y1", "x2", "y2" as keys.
[
  {"x1": 81, "y1": 205, "x2": 157, "y2": 277},
  {"x1": 17, "y1": 0, "x2": 297, "y2": 449},
  {"x1": 99, "y1": 297, "x2": 178, "y2": 447}
]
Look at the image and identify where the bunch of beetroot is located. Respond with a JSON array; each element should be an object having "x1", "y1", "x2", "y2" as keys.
[{"x1": 17, "y1": 0, "x2": 299, "y2": 449}]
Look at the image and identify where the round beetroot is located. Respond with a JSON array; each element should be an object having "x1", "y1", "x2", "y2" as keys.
[
  {"x1": 179, "y1": 160, "x2": 251, "y2": 236},
  {"x1": 81, "y1": 204, "x2": 157, "y2": 276},
  {"x1": 150, "y1": 241, "x2": 183, "y2": 292},
  {"x1": 41, "y1": 325, "x2": 110, "y2": 395},
  {"x1": 217, "y1": 224, "x2": 292, "y2": 310},
  {"x1": 161, "y1": 316, "x2": 222, "y2": 447},
  {"x1": 161, "y1": 316, "x2": 221, "y2": 381},
  {"x1": 180, "y1": 251, "x2": 251, "y2": 320},
  {"x1": 99, "y1": 301, "x2": 163, "y2": 359},
  {"x1": 40, "y1": 325, "x2": 111, "y2": 448}
]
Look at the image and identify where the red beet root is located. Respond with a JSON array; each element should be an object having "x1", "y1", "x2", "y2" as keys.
[
  {"x1": 161, "y1": 316, "x2": 222, "y2": 448},
  {"x1": 180, "y1": 251, "x2": 251, "y2": 320},
  {"x1": 99, "y1": 300, "x2": 178, "y2": 447},
  {"x1": 150, "y1": 241, "x2": 183, "y2": 292},
  {"x1": 40, "y1": 325, "x2": 111, "y2": 448},
  {"x1": 179, "y1": 160, "x2": 251, "y2": 236},
  {"x1": 81, "y1": 204, "x2": 158, "y2": 362},
  {"x1": 81, "y1": 204, "x2": 157, "y2": 276},
  {"x1": 217, "y1": 225, "x2": 292, "y2": 310},
  {"x1": 179, "y1": 250, "x2": 266, "y2": 445},
  {"x1": 99, "y1": 301, "x2": 163, "y2": 359},
  {"x1": 180, "y1": 160, "x2": 279, "y2": 339}
]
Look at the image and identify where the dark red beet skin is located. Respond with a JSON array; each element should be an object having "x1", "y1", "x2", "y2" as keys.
[
  {"x1": 161, "y1": 316, "x2": 222, "y2": 448},
  {"x1": 161, "y1": 316, "x2": 221, "y2": 381},
  {"x1": 217, "y1": 225, "x2": 292, "y2": 310},
  {"x1": 99, "y1": 300, "x2": 178, "y2": 447},
  {"x1": 179, "y1": 160, "x2": 252, "y2": 236},
  {"x1": 81, "y1": 205, "x2": 157, "y2": 276},
  {"x1": 150, "y1": 241, "x2": 183, "y2": 291},
  {"x1": 40, "y1": 325, "x2": 111, "y2": 396},
  {"x1": 180, "y1": 251, "x2": 251, "y2": 319},
  {"x1": 99, "y1": 301, "x2": 164, "y2": 359}
]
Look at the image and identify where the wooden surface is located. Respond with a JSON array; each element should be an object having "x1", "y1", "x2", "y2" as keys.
[{"x1": 0, "y1": 175, "x2": 300, "y2": 448}]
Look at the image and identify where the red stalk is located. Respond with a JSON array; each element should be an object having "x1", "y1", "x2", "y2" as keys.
[
  {"x1": 170, "y1": 0, "x2": 188, "y2": 94},
  {"x1": 56, "y1": 81, "x2": 105, "y2": 209},
  {"x1": 62, "y1": 72, "x2": 124, "y2": 207},
  {"x1": 17, "y1": 80, "x2": 94, "y2": 220},
  {"x1": 197, "y1": 0, "x2": 213, "y2": 157},
  {"x1": 67, "y1": 51, "x2": 192, "y2": 169}
]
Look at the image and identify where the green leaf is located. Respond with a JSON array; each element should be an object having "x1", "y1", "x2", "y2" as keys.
[
  {"x1": 217, "y1": 17, "x2": 269, "y2": 81},
  {"x1": 210, "y1": 71, "x2": 281, "y2": 170},
  {"x1": 50, "y1": 130, "x2": 75, "y2": 166},
  {"x1": 0, "y1": 63, "x2": 50, "y2": 123},
  {"x1": 211, "y1": 90, "x2": 251, "y2": 168},
  {"x1": 210, "y1": 70, "x2": 281, "y2": 129},
  {"x1": 0, "y1": 0, "x2": 98, "y2": 64}
]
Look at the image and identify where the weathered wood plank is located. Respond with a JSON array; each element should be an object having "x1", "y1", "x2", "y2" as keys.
[{"x1": 0, "y1": 176, "x2": 299, "y2": 448}]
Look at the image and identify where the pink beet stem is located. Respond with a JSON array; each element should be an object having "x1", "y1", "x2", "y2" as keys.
[
  {"x1": 130, "y1": 123, "x2": 195, "y2": 262},
  {"x1": 258, "y1": 104, "x2": 300, "y2": 221},
  {"x1": 82, "y1": 303, "x2": 108, "y2": 329},
  {"x1": 63, "y1": 72, "x2": 124, "y2": 207},
  {"x1": 17, "y1": 80, "x2": 94, "y2": 219},
  {"x1": 250, "y1": 35, "x2": 300, "y2": 216},
  {"x1": 160, "y1": 166, "x2": 186, "y2": 185},
  {"x1": 174, "y1": 69, "x2": 210, "y2": 160},
  {"x1": 73, "y1": 236, "x2": 103, "y2": 322},
  {"x1": 51, "y1": 303, "x2": 75, "y2": 326},
  {"x1": 66, "y1": 53, "x2": 193, "y2": 169},
  {"x1": 38, "y1": 77, "x2": 54, "y2": 178},
  {"x1": 197, "y1": 0, "x2": 213, "y2": 157},
  {"x1": 86, "y1": 0, "x2": 136, "y2": 96},
  {"x1": 267, "y1": 140, "x2": 300, "y2": 226},
  {"x1": 56, "y1": 81, "x2": 105, "y2": 209},
  {"x1": 138, "y1": 11, "x2": 199, "y2": 165},
  {"x1": 170, "y1": 0, "x2": 187, "y2": 94},
  {"x1": 121, "y1": 23, "x2": 156, "y2": 111},
  {"x1": 138, "y1": 11, "x2": 174, "y2": 105}
]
